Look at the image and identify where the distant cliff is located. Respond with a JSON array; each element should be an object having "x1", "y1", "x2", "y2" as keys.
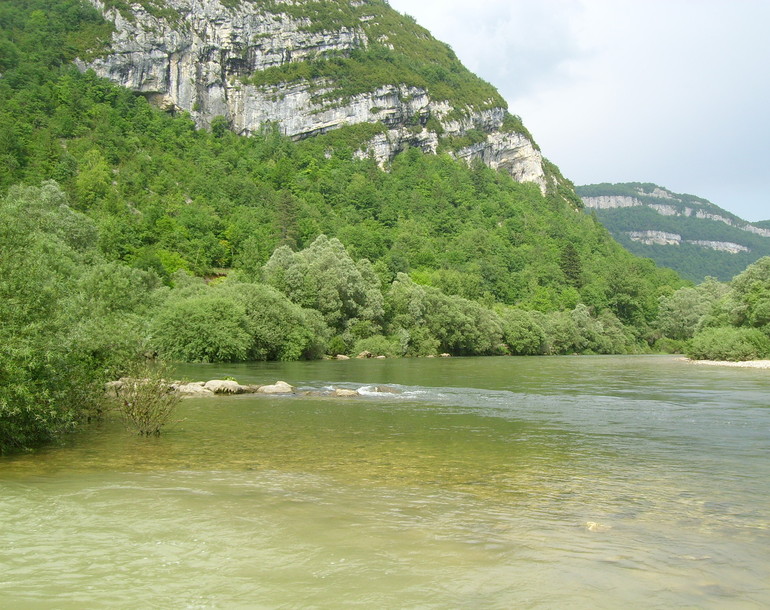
[
  {"x1": 578, "y1": 183, "x2": 770, "y2": 281},
  {"x1": 79, "y1": 0, "x2": 549, "y2": 191}
]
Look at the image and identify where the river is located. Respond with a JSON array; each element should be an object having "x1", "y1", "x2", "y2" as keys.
[{"x1": 1, "y1": 355, "x2": 768, "y2": 608}]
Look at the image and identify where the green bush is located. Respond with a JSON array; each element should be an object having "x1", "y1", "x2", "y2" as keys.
[
  {"x1": 221, "y1": 282, "x2": 330, "y2": 361},
  {"x1": 498, "y1": 308, "x2": 545, "y2": 355},
  {"x1": 151, "y1": 293, "x2": 252, "y2": 362},
  {"x1": 688, "y1": 327, "x2": 770, "y2": 361},
  {"x1": 653, "y1": 337, "x2": 687, "y2": 354},
  {"x1": 113, "y1": 361, "x2": 181, "y2": 436},
  {"x1": 0, "y1": 182, "x2": 152, "y2": 453},
  {"x1": 385, "y1": 273, "x2": 504, "y2": 356},
  {"x1": 263, "y1": 235, "x2": 384, "y2": 333},
  {"x1": 351, "y1": 334, "x2": 399, "y2": 358}
]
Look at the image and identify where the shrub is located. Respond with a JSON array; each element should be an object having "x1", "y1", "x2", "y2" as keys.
[
  {"x1": 688, "y1": 327, "x2": 770, "y2": 361},
  {"x1": 151, "y1": 293, "x2": 252, "y2": 362},
  {"x1": 113, "y1": 361, "x2": 181, "y2": 436},
  {"x1": 499, "y1": 308, "x2": 546, "y2": 355},
  {"x1": 221, "y1": 282, "x2": 331, "y2": 361},
  {"x1": 352, "y1": 334, "x2": 399, "y2": 358}
]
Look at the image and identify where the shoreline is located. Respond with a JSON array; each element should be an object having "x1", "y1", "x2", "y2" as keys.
[{"x1": 681, "y1": 357, "x2": 770, "y2": 369}]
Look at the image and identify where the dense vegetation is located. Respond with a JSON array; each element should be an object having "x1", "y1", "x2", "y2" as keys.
[
  {"x1": 577, "y1": 183, "x2": 770, "y2": 282},
  {"x1": 1, "y1": 0, "x2": 735, "y2": 454},
  {"x1": 245, "y1": 0, "x2": 507, "y2": 114},
  {"x1": 656, "y1": 258, "x2": 770, "y2": 361}
]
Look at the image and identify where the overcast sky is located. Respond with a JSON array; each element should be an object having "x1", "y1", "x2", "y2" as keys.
[{"x1": 387, "y1": 0, "x2": 770, "y2": 221}]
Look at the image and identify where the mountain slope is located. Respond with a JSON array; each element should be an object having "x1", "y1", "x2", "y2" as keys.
[
  {"x1": 0, "y1": 0, "x2": 685, "y2": 330},
  {"x1": 577, "y1": 183, "x2": 770, "y2": 282},
  {"x1": 79, "y1": 0, "x2": 548, "y2": 190}
]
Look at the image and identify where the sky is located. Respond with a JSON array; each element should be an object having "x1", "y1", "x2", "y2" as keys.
[{"x1": 387, "y1": 0, "x2": 770, "y2": 222}]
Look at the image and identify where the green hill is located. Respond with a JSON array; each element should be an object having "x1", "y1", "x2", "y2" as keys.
[
  {"x1": 1, "y1": 0, "x2": 690, "y2": 451},
  {"x1": 577, "y1": 183, "x2": 770, "y2": 282}
]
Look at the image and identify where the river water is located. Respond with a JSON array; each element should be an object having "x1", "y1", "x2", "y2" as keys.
[{"x1": 1, "y1": 355, "x2": 768, "y2": 608}]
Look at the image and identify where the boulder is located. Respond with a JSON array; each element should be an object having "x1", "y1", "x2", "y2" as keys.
[
  {"x1": 333, "y1": 388, "x2": 359, "y2": 397},
  {"x1": 374, "y1": 355, "x2": 386, "y2": 359},
  {"x1": 356, "y1": 351, "x2": 373, "y2": 359},
  {"x1": 257, "y1": 380, "x2": 295, "y2": 394},
  {"x1": 204, "y1": 379, "x2": 247, "y2": 394},
  {"x1": 175, "y1": 383, "x2": 215, "y2": 397},
  {"x1": 336, "y1": 354, "x2": 350, "y2": 360},
  {"x1": 440, "y1": 353, "x2": 451, "y2": 358}
]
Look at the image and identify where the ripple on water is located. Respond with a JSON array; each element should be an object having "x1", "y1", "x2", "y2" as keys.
[{"x1": 1, "y1": 355, "x2": 769, "y2": 607}]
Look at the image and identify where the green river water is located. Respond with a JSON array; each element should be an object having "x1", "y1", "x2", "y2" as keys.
[{"x1": 1, "y1": 355, "x2": 768, "y2": 608}]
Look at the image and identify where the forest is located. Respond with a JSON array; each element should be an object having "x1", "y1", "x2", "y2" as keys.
[
  {"x1": 2, "y1": 0, "x2": 769, "y2": 453},
  {"x1": 576, "y1": 183, "x2": 770, "y2": 282}
]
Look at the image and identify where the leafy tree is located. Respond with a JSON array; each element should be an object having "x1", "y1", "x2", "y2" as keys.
[
  {"x1": 498, "y1": 308, "x2": 546, "y2": 355},
  {"x1": 725, "y1": 256, "x2": 770, "y2": 328},
  {"x1": 263, "y1": 235, "x2": 384, "y2": 333},
  {"x1": 0, "y1": 182, "x2": 152, "y2": 453},
  {"x1": 657, "y1": 279, "x2": 728, "y2": 340},
  {"x1": 151, "y1": 292, "x2": 252, "y2": 363},
  {"x1": 688, "y1": 327, "x2": 770, "y2": 361}
]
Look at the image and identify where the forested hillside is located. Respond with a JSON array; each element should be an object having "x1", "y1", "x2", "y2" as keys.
[
  {"x1": 1, "y1": 0, "x2": 691, "y2": 452},
  {"x1": 578, "y1": 183, "x2": 770, "y2": 282}
]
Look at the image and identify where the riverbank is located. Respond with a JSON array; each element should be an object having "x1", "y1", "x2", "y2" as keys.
[{"x1": 683, "y1": 358, "x2": 770, "y2": 369}]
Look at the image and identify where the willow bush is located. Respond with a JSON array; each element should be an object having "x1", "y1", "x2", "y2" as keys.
[{"x1": 113, "y1": 361, "x2": 181, "y2": 436}]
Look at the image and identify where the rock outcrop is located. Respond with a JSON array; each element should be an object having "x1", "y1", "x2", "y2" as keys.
[
  {"x1": 577, "y1": 182, "x2": 770, "y2": 281},
  {"x1": 79, "y1": 0, "x2": 547, "y2": 191},
  {"x1": 257, "y1": 380, "x2": 295, "y2": 394},
  {"x1": 581, "y1": 185, "x2": 770, "y2": 238}
]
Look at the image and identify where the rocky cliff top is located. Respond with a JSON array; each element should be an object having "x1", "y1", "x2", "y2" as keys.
[{"x1": 80, "y1": 0, "x2": 550, "y2": 192}]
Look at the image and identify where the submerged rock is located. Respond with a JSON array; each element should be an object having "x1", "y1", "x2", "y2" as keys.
[{"x1": 372, "y1": 385, "x2": 400, "y2": 394}]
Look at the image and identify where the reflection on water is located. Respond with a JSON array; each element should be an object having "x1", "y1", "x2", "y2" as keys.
[{"x1": 1, "y1": 356, "x2": 769, "y2": 608}]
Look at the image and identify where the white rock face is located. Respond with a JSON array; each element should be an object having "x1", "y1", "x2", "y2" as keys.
[
  {"x1": 627, "y1": 231, "x2": 682, "y2": 246},
  {"x1": 686, "y1": 240, "x2": 750, "y2": 254},
  {"x1": 626, "y1": 232, "x2": 751, "y2": 254},
  {"x1": 80, "y1": 0, "x2": 547, "y2": 191},
  {"x1": 649, "y1": 204, "x2": 678, "y2": 216},
  {"x1": 583, "y1": 193, "x2": 770, "y2": 238},
  {"x1": 582, "y1": 196, "x2": 642, "y2": 210},
  {"x1": 454, "y1": 131, "x2": 545, "y2": 186}
]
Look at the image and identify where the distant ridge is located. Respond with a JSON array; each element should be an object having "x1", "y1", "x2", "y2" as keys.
[{"x1": 577, "y1": 183, "x2": 770, "y2": 282}]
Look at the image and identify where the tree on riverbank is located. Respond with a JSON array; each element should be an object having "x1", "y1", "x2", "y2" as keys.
[
  {"x1": 654, "y1": 258, "x2": 770, "y2": 361},
  {"x1": 0, "y1": 183, "x2": 154, "y2": 453},
  {"x1": 687, "y1": 258, "x2": 770, "y2": 360}
]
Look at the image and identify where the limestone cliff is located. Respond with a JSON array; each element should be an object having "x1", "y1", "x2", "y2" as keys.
[
  {"x1": 78, "y1": 0, "x2": 547, "y2": 191},
  {"x1": 576, "y1": 182, "x2": 770, "y2": 281},
  {"x1": 581, "y1": 185, "x2": 770, "y2": 238}
]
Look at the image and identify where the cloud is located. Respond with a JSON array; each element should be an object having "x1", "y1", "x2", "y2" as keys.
[
  {"x1": 387, "y1": 0, "x2": 770, "y2": 221},
  {"x1": 391, "y1": 0, "x2": 586, "y2": 101}
]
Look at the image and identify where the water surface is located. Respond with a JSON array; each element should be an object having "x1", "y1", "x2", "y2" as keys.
[{"x1": 1, "y1": 355, "x2": 768, "y2": 608}]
